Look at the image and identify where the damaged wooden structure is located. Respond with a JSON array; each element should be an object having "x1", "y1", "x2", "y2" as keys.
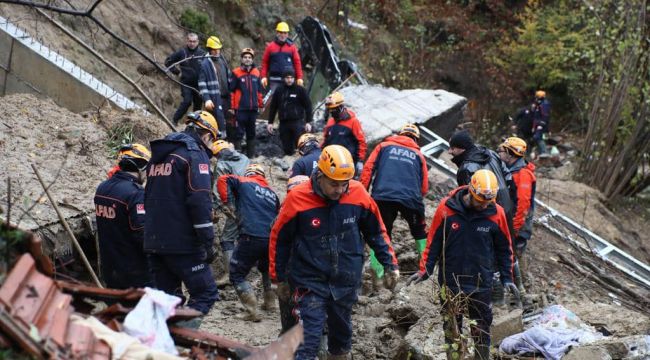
[{"x1": 0, "y1": 230, "x2": 303, "y2": 359}]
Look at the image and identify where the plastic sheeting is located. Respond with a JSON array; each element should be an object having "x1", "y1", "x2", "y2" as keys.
[{"x1": 499, "y1": 305, "x2": 604, "y2": 360}]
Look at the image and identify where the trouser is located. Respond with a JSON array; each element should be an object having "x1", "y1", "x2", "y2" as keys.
[
  {"x1": 533, "y1": 129, "x2": 547, "y2": 154},
  {"x1": 279, "y1": 295, "x2": 298, "y2": 334},
  {"x1": 173, "y1": 85, "x2": 202, "y2": 123},
  {"x1": 235, "y1": 110, "x2": 258, "y2": 142},
  {"x1": 103, "y1": 267, "x2": 152, "y2": 290},
  {"x1": 219, "y1": 217, "x2": 239, "y2": 252},
  {"x1": 375, "y1": 200, "x2": 427, "y2": 239},
  {"x1": 220, "y1": 94, "x2": 235, "y2": 141},
  {"x1": 279, "y1": 119, "x2": 305, "y2": 155},
  {"x1": 148, "y1": 252, "x2": 219, "y2": 314},
  {"x1": 229, "y1": 235, "x2": 270, "y2": 289},
  {"x1": 294, "y1": 290, "x2": 356, "y2": 360},
  {"x1": 441, "y1": 290, "x2": 493, "y2": 353}
]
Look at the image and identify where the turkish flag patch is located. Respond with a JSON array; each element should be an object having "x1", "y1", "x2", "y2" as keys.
[
  {"x1": 199, "y1": 164, "x2": 209, "y2": 174},
  {"x1": 136, "y1": 204, "x2": 145, "y2": 214},
  {"x1": 451, "y1": 222, "x2": 460, "y2": 230},
  {"x1": 310, "y1": 218, "x2": 321, "y2": 228}
]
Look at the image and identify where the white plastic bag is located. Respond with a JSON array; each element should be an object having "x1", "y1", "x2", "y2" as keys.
[{"x1": 123, "y1": 287, "x2": 182, "y2": 355}]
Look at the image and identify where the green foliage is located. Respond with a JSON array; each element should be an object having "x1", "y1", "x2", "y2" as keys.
[
  {"x1": 180, "y1": 8, "x2": 214, "y2": 36},
  {"x1": 106, "y1": 123, "x2": 134, "y2": 157}
]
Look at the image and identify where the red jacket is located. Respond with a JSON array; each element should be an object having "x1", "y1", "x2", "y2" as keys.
[
  {"x1": 261, "y1": 38, "x2": 303, "y2": 79},
  {"x1": 322, "y1": 109, "x2": 367, "y2": 162},
  {"x1": 230, "y1": 66, "x2": 264, "y2": 111},
  {"x1": 509, "y1": 159, "x2": 536, "y2": 237}
]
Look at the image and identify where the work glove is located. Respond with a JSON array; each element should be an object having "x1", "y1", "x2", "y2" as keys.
[
  {"x1": 503, "y1": 281, "x2": 520, "y2": 299},
  {"x1": 204, "y1": 245, "x2": 216, "y2": 264},
  {"x1": 297, "y1": 78, "x2": 304, "y2": 86},
  {"x1": 274, "y1": 282, "x2": 291, "y2": 302},
  {"x1": 305, "y1": 123, "x2": 312, "y2": 132},
  {"x1": 267, "y1": 123, "x2": 274, "y2": 134},
  {"x1": 205, "y1": 100, "x2": 215, "y2": 111},
  {"x1": 228, "y1": 108, "x2": 236, "y2": 115},
  {"x1": 383, "y1": 269, "x2": 400, "y2": 290},
  {"x1": 406, "y1": 271, "x2": 426, "y2": 286},
  {"x1": 261, "y1": 77, "x2": 268, "y2": 88}
]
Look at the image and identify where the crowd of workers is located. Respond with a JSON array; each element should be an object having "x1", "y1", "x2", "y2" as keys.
[{"x1": 94, "y1": 20, "x2": 548, "y2": 360}]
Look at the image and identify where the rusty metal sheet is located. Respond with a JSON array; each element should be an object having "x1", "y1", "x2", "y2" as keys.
[
  {"x1": 0, "y1": 254, "x2": 111, "y2": 359},
  {"x1": 95, "y1": 303, "x2": 202, "y2": 323},
  {"x1": 57, "y1": 280, "x2": 145, "y2": 303},
  {"x1": 170, "y1": 325, "x2": 257, "y2": 359}
]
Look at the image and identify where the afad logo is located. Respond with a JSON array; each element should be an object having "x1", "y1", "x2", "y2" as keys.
[
  {"x1": 451, "y1": 222, "x2": 460, "y2": 231},
  {"x1": 310, "y1": 218, "x2": 321, "y2": 228}
]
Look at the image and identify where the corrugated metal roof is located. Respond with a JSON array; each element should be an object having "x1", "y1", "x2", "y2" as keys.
[{"x1": 338, "y1": 85, "x2": 467, "y2": 142}]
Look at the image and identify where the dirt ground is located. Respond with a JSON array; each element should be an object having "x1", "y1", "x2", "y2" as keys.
[{"x1": 1, "y1": 93, "x2": 649, "y2": 358}]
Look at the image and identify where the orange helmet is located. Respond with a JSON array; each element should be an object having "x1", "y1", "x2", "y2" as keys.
[
  {"x1": 245, "y1": 163, "x2": 265, "y2": 177},
  {"x1": 469, "y1": 170, "x2": 498, "y2": 203},
  {"x1": 318, "y1": 145, "x2": 354, "y2": 181},
  {"x1": 535, "y1": 90, "x2": 546, "y2": 98},
  {"x1": 501, "y1": 137, "x2": 527, "y2": 157},
  {"x1": 117, "y1": 143, "x2": 151, "y2": 171},
  {"x1": 287, "y1": 175, "x2": 310, "y2": 191},
  {"x1": 241, "y1": 47, "x2": 255, "y2": 58},
  {"x1": 297, "y1": 133, "x2": 319, "y2": 155},
  {"x1": 325, "y1": 92, "x2": 345, "y2": 109},
  {"x1": 212, "y1": 140, "x2": 233, "y2": 156},
  {"x1": 186, "y1": 111, "x2": 219, "y2": 140},
  {"x1": 399, "y1": 123, "x2": 420, "y2": 140}
]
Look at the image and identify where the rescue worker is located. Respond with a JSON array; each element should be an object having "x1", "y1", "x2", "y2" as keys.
[
  {"x1": 448, "y1": 130, "x2": 515, "y2": 305},
  {"x1": 408, "y1": 170, "x2": 518, "y2": 360},
  {"x1": 321, "y1": 92, "x2": 367, "y2": 177},
  {"x1": 198, "y1": 36, "x2": 226, "y2": 134},
  {"x1": 270, "y1": 145, "x2": 400, "y2": 360},
  {"x1": 289, "y1": 133, "x2": 321, "y2": 177},
  {"x1": 229, "y1": 48, "x2": 263, "y2": 158},
  {"x1": 512, "y1": 104, "x2": 535, "y2": 150},
  {"x1": 94, "y1": 144, "x2": 152, "y2": 289},
  {"x1": 211, "y1": 140, "x2": 250, "y2": 286},
  {"x1": 360, "y1": 124, "x2": 429, "y2": 283},
  {"x1": 498, "y1": 137, "x2": 536, "y2": 292},
  {"x1": 267, "y1": 69, "x2": 313, "y2": 155},
  {"x1": 217, "y1": 164, "x2": 280, "y2": 321},
  {"x1": 261, "y1": 21, "x2": 304, "y2": 93},
  {"x1": 532, "y1": 90, "x2": 551, "y2": 155},
  {"x1": 448, "y1": 130, "x2": 514, "y2": 221},
  {"x1": 165, "y1": 33, "x2": 206, "y2": 124},
  {"x1": 144, "y1": 110, "x2": 220, "y2": 315}
]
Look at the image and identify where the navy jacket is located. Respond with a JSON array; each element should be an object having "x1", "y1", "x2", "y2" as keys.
[
  {"x1": 419, "y1": 187, "x2": 514, "y2": 293},
  {"x1": 230, "y1": 66, "x2": 263, "y2": 111},
  {"x1": 198, "y1": 57, "x2": 225, "y2": 127},
  {"x1": 270, "y1": 176, "x2": 398, "y2": 300},
  {"x1": 164, "y1": 46, "x2": 206, "y2": 85},
  {"x1": 94, "y1": 171, "x2": 151, "y2": 288},
  {"x1": 217, "y1": 174, "x2": 280, "y2": 238},
  {"x1": 533, "y1": 98, "x2": 551, "y2": 131},
  {"x1": 360, "y1": 135, "x2": 429, "y2": 212},
  {"x1": 289, "y1": 147, "x2": 320, "y2": 177},
  {"x1": 144, "y1": 131, "x2": 214, "y2": 254}
]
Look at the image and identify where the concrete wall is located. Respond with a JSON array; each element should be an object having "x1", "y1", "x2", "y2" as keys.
[{"x1": 0, "y1": 16, "x2": 146, "y2": 114}]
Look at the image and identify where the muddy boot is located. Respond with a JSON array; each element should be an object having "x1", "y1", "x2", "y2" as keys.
[
  {"x1": 246, "y1": 138, "x2": 256, "y2": 158},
  {"x1": 371, "y1": 271, "x2": 384, "y2": 294},
  {"x1": 215, "y1": 250, "x2": 232, "y2": 287},
  {"x1": 236, "y1": 286, "x2": 260, "y2": 322},
  {"x1": 327, "y1": 352, "x2": 350, "y2": 360},
  {"x1": 474, "y1": 344, "x2": 490, "y2": 360},
  {"x1": 262, "y1": 289, "x2": 278, "y2": 311}
]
